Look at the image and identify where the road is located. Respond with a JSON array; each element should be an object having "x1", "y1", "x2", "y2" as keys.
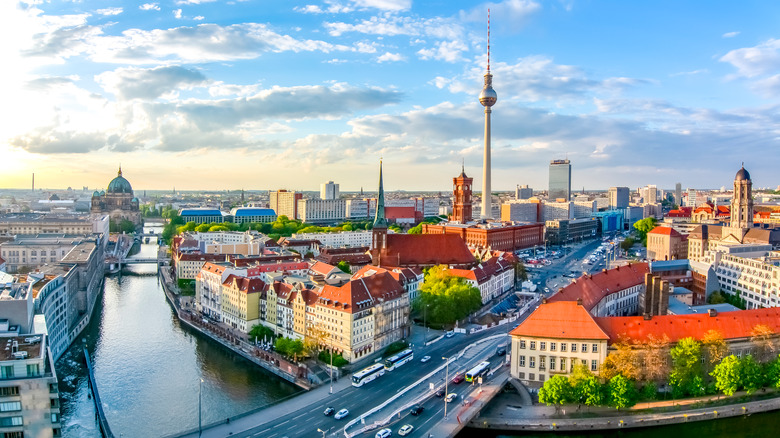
[{"x1": 229, "y1": 328, "x2": 509, "y2": 438}]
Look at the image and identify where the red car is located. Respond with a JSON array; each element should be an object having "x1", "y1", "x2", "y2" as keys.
[{"x1": 452, "y1": 374, "x2": 464, "y2": 384}]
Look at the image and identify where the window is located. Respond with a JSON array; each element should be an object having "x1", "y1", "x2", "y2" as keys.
[
  {"x1": 0, "y1": 416, "x2": 23, "y2": 426},
  {"x1": 549, "y1": 356, "x2": 556, "y2": 370},
  {"x1": 519, "y1": 355, "x2": 525, "y2": 367},
  {"x1": 582, "y1": 343, "x2": 588, "y2": 353},
  {"x1": 539, "y1": 374, "x2": 545, "y2": 382},
  {"x1": 529, "y1": 373, "x2": 535, "y2": 381},
  {"x1": 560, "y1": 358, "x2": 566, "y2": 371},
  {"x1": 592, "y1": 344, "x2": 598, "y2": 353},
  {"x1": 571, "y1": 343, "x2": 577, "y2": 353},
  {"x1": 550, "y1": 342, "x2": 557, "y2": 351},
  {"x1": 529, "y1": 357, "x2": 536, "y2": 368},
  {"x1": 52, "y1": 412, "x2": 60, "y2": 423},
  {"x1": 591, "y1": 360, "x2": 598, "y2": 371},
  {"x1": 519, "y1": 340, "x2": 526, "y2": 349},
  {"x1": 560, "y1": 343, "x2": 567, "y2": 352},
  {"x1": 530, "y1": 341, "x2": 536, "y2": 350},
  {"x1": 0, "y1": 387, "x2": 19, "y2": 397},
  {"x1": 540, "y1": 342, "x2": 546, "y2": 351},
  {"x1": 1, "y1": 366, "x2": 14, "y2": 379},
  {"x1": 26, "y1": 364, "x2": 40, "y2": 377},
  {"x1": 0, "y1": 401, "x2": 21, "y2": 412}
]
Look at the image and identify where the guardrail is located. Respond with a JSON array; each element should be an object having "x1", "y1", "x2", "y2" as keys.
[{"x1": 84, "y1": 347, "x2": 115, "y2": 438}]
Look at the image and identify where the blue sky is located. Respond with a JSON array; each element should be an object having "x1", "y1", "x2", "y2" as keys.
[{"x1": 2, "y1": 0, "x2": 779, "y2": 192}]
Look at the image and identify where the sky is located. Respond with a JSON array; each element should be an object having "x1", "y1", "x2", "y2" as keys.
[{"x1": 2, "y1": 0, "x2": 780, "y2": 193}]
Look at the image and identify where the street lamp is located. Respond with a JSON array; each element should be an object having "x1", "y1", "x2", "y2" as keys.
[
  {"x1": 442, "y1": 356, "x2": 449, "y2": 419},
  {"x1": 198, "y1": 378, "x2": 204, "y2": 437},
  {"x1": 317, "y1": 428, "x2": 327, "y2": 438}
]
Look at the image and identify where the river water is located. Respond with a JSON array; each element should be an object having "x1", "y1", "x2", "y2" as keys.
[{"x1": 57, "y1": 228, "x2": 301, "y2": 437}]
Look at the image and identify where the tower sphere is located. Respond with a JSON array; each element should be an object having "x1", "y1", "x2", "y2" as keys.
[
  {"x1": 479, "y1": 86, "x2": 497, "y2": 107},
  {"x1": 735, "y1": 165, "x2": 750, "y2": 181}
]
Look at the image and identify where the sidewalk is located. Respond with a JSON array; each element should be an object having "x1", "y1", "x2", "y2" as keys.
[{"x1": 173, "y1": 375, "x2": 354, "y2": 438}]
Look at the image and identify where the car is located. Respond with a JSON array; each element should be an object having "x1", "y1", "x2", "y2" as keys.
[
  {"x1": 445, "y1": 331, "x2": 455, "y2": 338},
  {"x1": 375, "y1": 428, "x2": 392, "y2": 438},
  {"x1": 451, "y1": 373, "x2": 464, "y2": 384},
  {"x1": 420, "y1": 355, "x2": 431, "y2": 363},
  {"x1": 445, "y1": 393, "x2": 458, "y2": 403},
  {"x1": 323, "y1": 406, "x2": 335, "y2": 416},
  {"x1": 435, "y1": 388, "x2": 445, "y2": 397},
  {"x1": 496, "y1": 346, "x2": 507, "y2": 356},
  {"x1": 334, "y1": 408, "x2": 349, "y2": 420},
  {"x1": 398, "y1": 424, "x2": 414, "y2": 436},
  {"x1": 409, "y1": 404, "x2": 424, "y2": 416},
  {"x1": 543, "y1": 287, "x2": 550, "y2": 293}
]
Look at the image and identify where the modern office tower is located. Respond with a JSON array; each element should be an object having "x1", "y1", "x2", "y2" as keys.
[
  {"x1": 320, "y1": 181, "x2": 340, "y2": 200},
  {"x1": 640, "y1": 185, "x2": 658, "y2": 203},
  {"x1": 675, "y1": 183, "x2": 682, "y2": 206},
  {"x1": 269, "y1": 190, "x2": 302, "y2": 220},
  {"x1": 608, "y1": 187, "x2": 629, "y2": 209},
  {"x1": 548, "y1": 159, "x2": 571, "y2": 201},
  {"x1": 515, "y1": 185, "x2": 533, "y2": 200}
]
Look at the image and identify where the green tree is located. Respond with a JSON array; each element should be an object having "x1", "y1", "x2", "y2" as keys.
[
  {"x1": 195, "y1": 223, "x2": 211, "y2": 233},
  {"x1": 407, "y1": 224, "x2": 423, "y2": 234},
  {"x1": 249, "y1": 325, "x2": 275, "y2": 342},
  {"x1": 336, "y1": 260, "x2": 351, "y2": 274},
  {"x1": 741, "y1": 355, "x2": 764, "y2": 394},
  {"x1": 633, "y1": 218, "x2": 658, "y2": 245},
  {"x1": 669, "y1": 337, "x2": 702, "y2": 397},
  {"x1": 707, "y1": 290, "x2": 727, "y2": 304},
  {"x1": 712, "y1": 355, "x2": 744, "y2": 396},
  {"x1": 412, "y1": 265, "x2": 481, "y2": 326},
  {"x1": 607, "y1": 375, "x2": 637, "y2": 409},
  {"x1": 620, "y1": 237, "x2": 636, "y2": 252},
  {"x1": 765, "y1": 355, "x2": 780, "y2": 389},
  {"x1": 539, "y1": 375, "x2": 571, "y2": 409},
  {"x1": 342, "y1": 223, "x2": 354, "y2": 231},
  {"x1": 569, "y1": 364, "x2": 604, "y2": 407},
  {"x1": 640, "y1": 382, "x2": 657, "y2": 401},
  {"x1": 582, "y1": 375, "x2": 606, "y2": 407},
  {"x1": 514, "y1": 260, "x2": 528, "y2": 282}
]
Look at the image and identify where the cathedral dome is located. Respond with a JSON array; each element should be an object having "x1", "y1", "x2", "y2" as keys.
[
  {"x1": 735, "y1": 165, "x2": 751, "y2": 182},
  {"x1": 107, "y1": 167, "x2": 133, "y2": 194}
]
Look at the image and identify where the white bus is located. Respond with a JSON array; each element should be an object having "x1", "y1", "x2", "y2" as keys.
[
  {"x1": 352, "y1": 363, "x2": 385, "y2": 387},
  {"x1": 465, "y1": 361, "x2": 491, "y2": 383},
  {"x1": 384, "y1": 349, "x2": 414, "y2": 371}
]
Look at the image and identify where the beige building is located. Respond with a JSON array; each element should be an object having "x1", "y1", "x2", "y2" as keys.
[
  {"x1": 647, "y1": 226, "x2": 688, "y2": 261},
  {"x1": 220, "y1": 275, "x2": 264, "y2": 332},
  {"x1": 0, "y1": 336, "x2": 61, "y2": 438},
  {"x1": 510, "y1": 301, "x2": 609, "y2": 384},
  {"x1": 269, "y1": 190, "x2": 302, "y2": 220},
  {"x1": 0, "y1": 213, "x2": 107, "y2": 236}
]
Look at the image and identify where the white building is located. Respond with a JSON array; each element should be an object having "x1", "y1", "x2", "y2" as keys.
[
  {"x1": 0, "y1": 235, "x2": 83, "y2": 273},
  {"x1": 345, "y1": 198, "x2": 377, "y2": 220},
  {"x1": 500, "y1": 200, "x2": 540, "y2": 222},
  {"x1": 709, "y1": 245, "x2": 780, "y2": 310},
  {"x1": 449, "y1": 256, "x2": 515, "y2": 304},
  {"x1": 572, "y1": 200, "x2": 597, "y2": 219},
  {"x1": 195, "y1": 262, "x2": 247, "y2": 321},
  {"x1": 296, "y1": 199, "x2": 347, "y2": 224},
  {"x1": 291, "y1": 231, "x2": 372, "y2": 248},
  {"x1": 320, "y1": 181, "x2": 340, "y2": 200},
  {"x1": 542, "y1": 201, "x2": 573, "y2": 222}
]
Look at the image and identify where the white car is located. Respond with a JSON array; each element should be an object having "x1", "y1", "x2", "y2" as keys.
[
  {"x1": 375, "y1": 428, "x2": 392, "y2": 438},
  {"x1": 334, "y1": 408, "x2": 349, "y2": 420},
  {"x1": 445, "y1": 393, "x2": 458, "y2": 403},
  {"x1": 420, "y1": 355, "x2": 431, "y2": 363},
  {"x1": 398, "y1": 424, "x2": 414, "y2": 436}
]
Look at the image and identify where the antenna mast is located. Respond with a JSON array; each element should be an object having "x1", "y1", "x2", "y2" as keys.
[{"x1": 487, "y1": 8, "x2": 491, "y2": 72}]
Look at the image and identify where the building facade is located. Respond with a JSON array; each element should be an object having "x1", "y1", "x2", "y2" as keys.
[
  {"x1": 269, "y1": 190, "x2": 303, "y2": 220},
  {"x1": 320, "y1": 181, "x2": 340, "y2": 200},
  {"x1": 296, "y1": 199, "x2": 346, "y2": 224},
  {"x1": 548, "y1": 159, "x2": 572, "y2": 201},
  {"x1": 451, "y1": 168, "x2": 474, "y2": 224},
  {"x1": 608, "y1": 187, "x2": 629, "y2": 209},
  {"x1": 90, "y1": 167, "x2": 141, "y2": 228}
]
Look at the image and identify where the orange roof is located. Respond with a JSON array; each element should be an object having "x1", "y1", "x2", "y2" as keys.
[
  {"x1": 374, "y1": 234, "x2": 475, "y2": 268},
  {"x1": 547, "y1": 263, "x2": 649, "y2": 311},
  {"x1": 318, "y1": 270, "x2": 404, "y2": 314},
  {"x1": 648, "y1": 226, "x2": 682, "y2": 237},
  {"x1": 510, "y1": 301, "x2": 609, "y2": 340},
  {"x1": 310, "y1": 261, "x2": 339, "y2": 276},
  {"x1": 595, "y1": 308, "x2": 780, "y2": 344}
]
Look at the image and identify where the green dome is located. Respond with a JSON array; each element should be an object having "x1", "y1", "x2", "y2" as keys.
[
  {"x1": 92, "y1": 190, "x2": 101, "y2": 197},
  {"x1": 107, "y1": 167, "x2": 133, "y2": 194}
]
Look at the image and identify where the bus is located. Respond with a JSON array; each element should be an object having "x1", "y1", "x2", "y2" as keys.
[
  {"x1": 352, "y1": 363, "x2": 385, "y2": 387},
  {"x1": 384, "y1": 349, "x2": 414, "y2": 371},
  {"x1": 465, "y1": 361, "x2": 491, "y2": 383}
]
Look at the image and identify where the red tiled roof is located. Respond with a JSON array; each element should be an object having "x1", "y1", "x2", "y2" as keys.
[
  {"x1": 509, "y1": 301, "x2": 609, "y2": 340},
  {"x1": 310, "y1": 261, "x2": 339, "y2": 276},
  {"x1": 385, "y1": 206, "x2": 416, "y2": 219},
  {"x1": 595, "y1": 308, "x2": 780, "y2": 344},
  {"x1": 547, "y1": 263, "x2": 649, "y2": 311},
  {"x1": 375, "y1": 234, "x2": 475, "y2": 268},
  {"x1": 318, "y1": 270, "x2": 404, "y2": 314},
  {"x1": 648, "y1": 226, "x2": 682, "y2": 237}
]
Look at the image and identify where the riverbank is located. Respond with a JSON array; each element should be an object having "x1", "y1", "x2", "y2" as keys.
[
  {"x1": 471, "y1": 385, "x2": 780, "y2": 432},
  {"x1": 158, "y1": 267, "x2": 312, "y2": 390}
]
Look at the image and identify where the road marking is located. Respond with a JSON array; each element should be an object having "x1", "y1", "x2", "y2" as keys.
[
  {"x1": 272, "y1": 420, "x2": 289, "y2": 428},
  {"x1": 292, "y1": 412, "x2": 307, "y2": 420}
]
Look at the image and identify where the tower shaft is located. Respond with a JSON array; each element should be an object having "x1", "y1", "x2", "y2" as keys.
[{"x1": 481, "y1": 107, "x2": 492, "y2": 219}]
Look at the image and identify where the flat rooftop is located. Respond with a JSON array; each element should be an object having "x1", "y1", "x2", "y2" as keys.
[
  {"x1": 0, "y1": 336, "x2": 43, "y2": 362},
  {"x1": 0, "y1": 213, "x2": 91, "y2": 223},
  {"x1": 61, "y1": 241, "x2": 96, "y2": 263}
]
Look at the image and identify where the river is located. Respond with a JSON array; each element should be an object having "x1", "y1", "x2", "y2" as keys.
[{"x1": 57, "y1": 228, "x2": 301, "y2": 437}]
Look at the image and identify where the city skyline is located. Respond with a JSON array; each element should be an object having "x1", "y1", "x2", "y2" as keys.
[{"x1": 3, "y1": 0, "x2": 780, "y2": 191}]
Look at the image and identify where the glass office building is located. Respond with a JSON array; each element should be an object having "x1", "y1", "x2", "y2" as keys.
[{"x1": 548, "y1": 159, "x2": 571, "y2": 201}]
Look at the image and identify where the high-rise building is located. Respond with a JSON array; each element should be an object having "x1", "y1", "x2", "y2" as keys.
[
  {"x1": 640, "y1": 185, "x2": 658, "y2": 204},
  {"x1": 451, "y1": 166, "x2": 473, "y2": 223},
  {"x1": 479, "y1": 13, "x2": 497, "y2": 219},
  {"x1": 608, "y1": 187, "x2": 629, "y2": 209},
  {"x1": 320, "y1": 181, "x2": 339, "y2": 200},
  {"x1": 515, "y1": 185, "x2": 533, "y2": 200},
  {"x1": 548, "y1": 159, "x2": 571, "y2": 201},
  {"x1": 675, "y1": 183, "x2": 682, "y2": 206},
  {"x1": 269, "y1": 190, "x2": 302, "y2": 220}
]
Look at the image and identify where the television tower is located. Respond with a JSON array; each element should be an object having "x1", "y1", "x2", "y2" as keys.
[{"x1": 479, "y1": 10, "x2": 497, "y2": 219}]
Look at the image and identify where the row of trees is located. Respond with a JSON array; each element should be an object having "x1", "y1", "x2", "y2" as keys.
[
  {"x1": 539, "y1": 325, "x2": 780, "y2": 410},
  {"x1": 708, "y1": 290, "x2": 747, "y2": 309},
  {"x1": 632, "y1": 217, "x2": 657, "y2": 246},
  {"x1": 412, "y1": 265, "x2": 482, "y2": 327}
]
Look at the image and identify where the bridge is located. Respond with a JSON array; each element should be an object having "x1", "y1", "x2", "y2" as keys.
[{"x1": 122, "y1": 257, "x2": 163, "y2": 264}]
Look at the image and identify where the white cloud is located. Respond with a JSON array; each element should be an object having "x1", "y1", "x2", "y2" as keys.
[
  {"x1": 722, "y1": 31, "x2": 740, "y2": 38},
  {"x1": 325, "y1": 14, "x2": 463, "y2": 40},
  {"x1": 96, "y1": 7, "x2": 123, "y2": 16},
  {"x1": 174, "y1": 9, "x2": 183, "y2": 19},
  {"x1": 193, "y1": 16, "x2": 205, "y2": 21},
  {"x1": 720, "y1": 38, "x2": 780, "y2": 78},
  {"x1": 294, "y1": 2, "x2": 354, "y2": 14},
  {"x1": 351, "y1": 0, "x2": 411, "y2": 11},
  {"x1": 96, "y1": 66, "x2": 209, "y2": 100},
  {"x1": 461, "y1": 0, "x2": 541, "y2": 26},
  {"x1": 417, "y1": 40, "x2": 468, "y2": 62},
  {"x1": 377, "y1": 52, "x2": 404, "y2": 62},
  {"x1": 139, "y1": 3, "x2": 161, "y2": 11},
  {"x1": 670, "y1": 69, "x2": 708, "y2": 77},
  {"x1": 175, "y1": 0, "x2": 217, "y2": 4}
]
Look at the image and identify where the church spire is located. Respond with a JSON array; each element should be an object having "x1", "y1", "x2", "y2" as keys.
[
  {"x1": 373, "y1": 159, "x2": 388, "y2": 229},
  {"x1": 118, "y1": 165, "x2": 122, "y2": 177}
]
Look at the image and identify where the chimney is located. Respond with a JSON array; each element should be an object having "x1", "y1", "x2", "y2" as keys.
[
  {"x1": 643, "y1": 313, "x2": 652, "y2": 321},
  {"x1": 576, "y1": 298, "x2": 583, "y2": 306},
  {"x1": 708, "y1": 308, "x2": 717, "y2": 317},
  {"x1": 542, "y1": 297, "x2": 548, "y2": 304},
  {"x1": 602, "y1": 269, "x2": 607, "y2": 274}
]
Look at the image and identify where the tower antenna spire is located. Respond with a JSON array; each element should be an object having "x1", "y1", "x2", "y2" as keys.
[{"x1": 487, "y1": 8, "x2": 491, "y2": 72}]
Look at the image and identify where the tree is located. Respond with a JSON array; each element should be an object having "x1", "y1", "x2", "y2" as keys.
[
  {"x1": 633, "y1": 218, "x2": 657, "y2": 245},
  {"x1": 640, "y1": 382, "x2": 657, "y2": 401},
  {"x1": 766, "y1": 355, "x2": 780, "y2": 389},
  {"x1": 568, "y1": 363, "x2": 604, "y2": 407},
  {"x1": 750, "y1": 324, "x2": 776, "y2": 363},
  {"x1": 303, "y1": 326, "x2": 329, "y2": 354},
  {"x1": 538, "y1": 375, "x2": 571, "y2": 409},
  {"x1": 514, "y1": 260, "x2": 528, "y2": 282},
  {"x1": 407, "y1": 224, "x2": 423, "y2": 234},
  {"x1": 702, "y1": 330, "x2": 729, "y2": 374},
  {"x1": 620, "y1": 237, "x2": 636, "y2": 252},
  {"x1": 600, "y1": 338, "x2": 640, "y2": 381},
  {"x1": 607, "y1": 375, "x2": 637, "y2": 409},
  {"x1": 582, "y1": 375, "x2": 606, "y2": 407},
  {"x1": 741, "y1": 355, "x2": 764, "y2": 394},
  {"x1": 711, "y1": 355, "x2": 741, "y2": 396},
  {"x1": 640, "y1": 334, "x2": 671, "y2": 383},
  {"x1": 413, "y1": 265, "x2": 482, "y2": 326},
  {"x1": 707, "y1": 290, "x2": 727, "y2": 304},
  {"x1": 249, "y1": 325, "x2": 275, "y2": 343},
  {"x1": 336, "y1": 260, "x2": 351, "y2": 274},
  {"x1": 669, "y1": 337, "x2": 702, "y2": 397}
]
